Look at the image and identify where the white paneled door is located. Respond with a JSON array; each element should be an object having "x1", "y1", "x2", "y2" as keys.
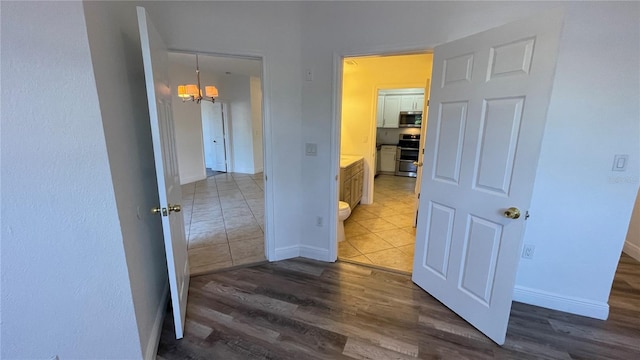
[
  {"x1": 412, "y1": 11, "x2": 563, "y2": 345},
  {"x1": 202, "y1": 101, "x2": 227, "y2": 172},
  {"x1": 137, "y1": 7, "x2": 190, "y2": 339}
]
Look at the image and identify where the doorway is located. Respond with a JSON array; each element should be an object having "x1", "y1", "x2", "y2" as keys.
[
  {"x1": 337, "y1": 53, "x2": 433, "y2": 272},
  {"x1": 168, "y1": 52, "x2": 266, "y2": 275}
]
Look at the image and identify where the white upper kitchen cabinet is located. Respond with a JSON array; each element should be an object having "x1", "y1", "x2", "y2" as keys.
[
  {"x1": 381, "y1": 95, "x2": 400, "y2": 128},
  {"x1": 377, "y1": 88, "x2": 426, "y2": 128},
  {"x1": 400, "y1": 94, "x2": 424, "y2": 112},
  {"x1": 414, "y1": 95, "x2": 425, "y2": 112},
  {"x1": 376, "y1": 95, "x2": 385, "y2": 128}
]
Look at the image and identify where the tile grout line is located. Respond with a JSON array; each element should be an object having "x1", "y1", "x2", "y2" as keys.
[
  {"x1": 214, "y1": 174, "x2": 235, "y2": 265},
  {"x1": 339, "y1": 175, "x2": 417, "y2": 271},
  {"x1": 185, "y1": 182, "x2": 197, "y2": 247}
]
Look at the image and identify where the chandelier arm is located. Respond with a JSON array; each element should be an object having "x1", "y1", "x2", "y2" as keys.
[{"x1": 195, "y1": 54, "x2": 203, "y2": 101}]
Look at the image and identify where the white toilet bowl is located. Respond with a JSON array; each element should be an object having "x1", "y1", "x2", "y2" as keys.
[{"x1": 338, "y1": 201, "x2": 352, "y2": 242}]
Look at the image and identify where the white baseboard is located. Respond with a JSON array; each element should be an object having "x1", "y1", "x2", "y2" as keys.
[
  {"x1": 180, "y1": 173, "x2": 206, "y2": 185},
  {"x1": 253, "y1": 167, "x2": 264, "y2": 174},
  {"x1": 623, "y1": 240, "x2": 640, "y2": 261},
  {"x1": 274, "y1": 245, "x2": 299, "y2": 261},
  {"x1": 144, "y1": 282, "x2": 170, "y2": 360},
  {"x1": 232, "y1": 167, "x2": 254, "y2": 174},
  {"x1": 299, "y1": 245, "x2": 330, "y2": 261},
  {"x1": 513, "y1": 285, "x2": 609, "y2": 320}
]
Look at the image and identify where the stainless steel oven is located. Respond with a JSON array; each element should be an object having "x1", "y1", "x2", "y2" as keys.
[{"x1": 395, "y1": 134, "x2": 420, "y2": 177}]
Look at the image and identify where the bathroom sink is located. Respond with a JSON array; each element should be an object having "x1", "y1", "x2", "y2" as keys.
[{"x1": 340, "y1": 155, "x2": 363, "y2": 168}]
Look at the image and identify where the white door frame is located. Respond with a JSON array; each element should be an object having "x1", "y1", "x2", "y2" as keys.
[
  {"x1": 169, "y1": 48, "x2": 275, "y2": 261},
  {"x1": 329, "y1": 48, "x2": 432, "y2": 261}
]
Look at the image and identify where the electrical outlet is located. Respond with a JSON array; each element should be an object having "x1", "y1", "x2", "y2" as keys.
[
  {"x1": 316, "y1": 216, "x2": 323, "y2": 227},
  {"x1": 521, "y1": 244, "x2": 535, "y2": 259}
]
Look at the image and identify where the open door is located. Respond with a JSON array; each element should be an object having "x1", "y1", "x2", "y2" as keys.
[
  {"x1": 201, "y1": 101, "x2": 227, "y2": 172},
  {"x1": 137, "y1": 7, "x2": 190, "y2": 339},
  {"x1": 413, "y1": 79, "x2": 430, "y2": 226},
  {"x1": 412, "y1": 11, "x2": 563, "y2": 345}
]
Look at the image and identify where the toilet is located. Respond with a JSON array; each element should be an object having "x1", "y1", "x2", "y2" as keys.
[{"x1": 338, "y1": 201, "x2": 352, "y2": 242}]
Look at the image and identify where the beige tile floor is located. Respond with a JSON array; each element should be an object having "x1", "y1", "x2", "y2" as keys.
[
  {"x1": 182, "y1": 172, "x2": 266, "y2": 275},
  {"x1": 338, "y1": 174, "x2": 417, "y2": 272}
]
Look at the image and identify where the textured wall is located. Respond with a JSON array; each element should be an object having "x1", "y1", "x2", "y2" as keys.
[
  {"x1": 83, "y1": 1, "x2": 171, "y2": 358},
  {"x1": 1, "y1": 1, "x2": 140, "y2": 358}
]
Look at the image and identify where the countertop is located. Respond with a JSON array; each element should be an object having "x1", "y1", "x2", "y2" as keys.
[
  {"x1": 377, "y1": 143, "x2": 398, "y2": 150},
  {"x1": 340, "y1": 155, "x2": 364, "y2": 168}
]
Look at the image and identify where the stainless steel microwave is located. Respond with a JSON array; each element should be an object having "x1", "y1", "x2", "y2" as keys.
[{"x1": 398, "y1": 111, "x2": 422, "y2": 128}]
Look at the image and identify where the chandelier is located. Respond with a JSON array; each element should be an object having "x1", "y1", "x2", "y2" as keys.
[{"x1": 177, "y1": 54, "x2": 219, "y2": 103}]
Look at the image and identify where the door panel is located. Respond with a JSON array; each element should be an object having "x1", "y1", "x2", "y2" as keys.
[
  {"x1": 442, "y1": 54, "x2": 474, "y2": 86},
  {"x1": 137, "y1": 6, "x2": 189, "y2": 339},
  {"x1": 459, "y1": 215, "x2": 502, "y2": 305},
  {"x1": 433, "y1": 101, "x2": 467, "y2": 185},
  {"x1": 412, "y1": 10, "x2": 563, "y2": 345},
  {"x1": 473, "y1": 97, "x2": 524, "y2": 195},
  {"x1": 423, "y1": 201, "x2": 455, "y2": 278},
  {"x1": 488, "y1": 38, "x2": 535, "y2": 80}
]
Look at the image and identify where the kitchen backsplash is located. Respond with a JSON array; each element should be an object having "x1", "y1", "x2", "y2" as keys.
[{"x1": 376, "y1": 127, "x2": 421, "y2": 145}]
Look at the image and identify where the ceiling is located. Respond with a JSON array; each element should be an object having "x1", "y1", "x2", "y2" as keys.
[{"x1": 168, "y1": 52, "x2": 262, "y2": 77}]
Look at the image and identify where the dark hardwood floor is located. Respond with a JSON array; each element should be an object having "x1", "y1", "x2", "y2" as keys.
[{"x1": 157, "y1": 253, "x2": 640, "y2": 359}]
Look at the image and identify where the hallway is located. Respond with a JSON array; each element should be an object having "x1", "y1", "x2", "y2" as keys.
[
  {"x1": 181, "y1": 172, "x2": 266, "y2": 275},
  {"x1": 339, "y1": 174, "x2": 417, "y2": 272}
]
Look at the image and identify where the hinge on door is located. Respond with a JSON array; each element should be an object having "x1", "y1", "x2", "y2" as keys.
[
  {"x1": 422, "y1": 148, "x2": 424, "y2": 154},
  {"x1": 427, "y1": 100, "x2": 430, "y2": 107},
  {"x1": 265, "y1": 174, "x2": 267, "y2": 181},
  {"x1": 418, "y1": 193, "x2": 420, "y2": 199},
  {"x1": 525, "y1": 211, "x2": 530, "y2": 220},
  {"x1": 162, "y1": 208, "x2": 168, "y2": 217}
]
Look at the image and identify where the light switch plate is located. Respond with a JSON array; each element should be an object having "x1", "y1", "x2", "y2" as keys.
[
  {"x1": 612, "y1": 154, "x2": 628, "y2": 172},
  {"x1": 305, "y1": 143, "x2": 317, "y2": 156}
]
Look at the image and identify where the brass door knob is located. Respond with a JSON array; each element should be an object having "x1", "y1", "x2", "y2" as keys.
[
  {"x1": 504, "y1": 207, "x2": 521, "y2": 219},
  {"x1": 413, "y1": 161, "x2": 423, "y2": 167},
  {"x1": 168, "y1": 204, "x2": 181, "y2": 213}
]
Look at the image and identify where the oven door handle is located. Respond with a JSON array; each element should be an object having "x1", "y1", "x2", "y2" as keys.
[
  {"x1": 398, "y1": 147, "x2": 419, "y2": 150},
  {"x1": 397, "y1": 159, "x2": 417, "y2": 163}
]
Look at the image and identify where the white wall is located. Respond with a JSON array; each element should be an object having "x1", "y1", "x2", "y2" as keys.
[
  {"x1": 221, "y1": 74, "x2": 256, "y2": 174},
  {"x1": 1, "y1": 2, "x2": 141, "y2": 358},
  {"x1": 83, "y1": 1, "x2": 170, "y2": 358},
  {"x1": 144, "y1": 1, "x2": 303, "y2": 260},
  {"x1": 298, "y1": 1, "x2": 640, "y2": 316},
  {"x1": 168, "y1": 61, "x2": 209, "y2": 184},
  {"x1": 515, "y1": 3, "x2": 640, "y2": 317},
  {"x1": 251, "y1": 76, "x2": 264, "y2": 173},
  {"x1": 624, "y1": 189, "x2": 640, "y2": 261}
]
